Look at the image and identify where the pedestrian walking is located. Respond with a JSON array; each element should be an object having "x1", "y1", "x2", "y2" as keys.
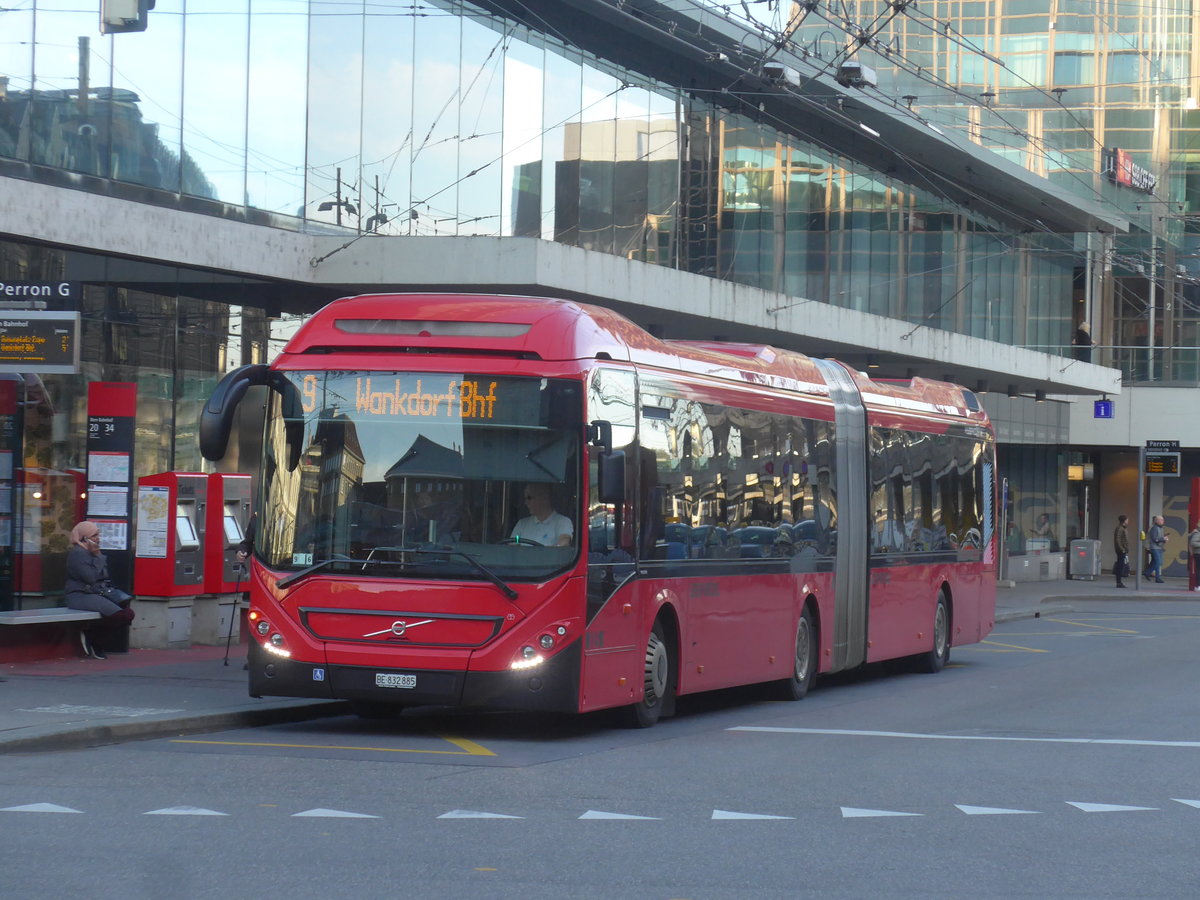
[
  {"x1": 1146, "y1": 514, "x2": 1167, "y2": 583},
  {"x1": 1113, "y1": 514, "x2": 1129, "y2": 588},
  {"x1": 1189, "y1": 523, "x2": 1200, "y2": 591}
]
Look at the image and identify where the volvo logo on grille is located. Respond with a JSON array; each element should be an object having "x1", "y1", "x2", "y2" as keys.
[{"x1": 363, "y1": 618, "x2": 433, "y2": 638}]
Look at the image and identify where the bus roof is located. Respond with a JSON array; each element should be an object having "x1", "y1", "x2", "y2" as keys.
[{"x1": 282, "y1": 293, "x2": 988, "y2": 427}]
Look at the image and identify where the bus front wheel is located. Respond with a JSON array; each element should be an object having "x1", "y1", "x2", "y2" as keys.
[{"x1": 625, "y1": 621, "x2": 671, "y2": 728}]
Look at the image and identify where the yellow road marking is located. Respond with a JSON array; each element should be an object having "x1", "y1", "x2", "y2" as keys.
[
  {"x1": 976, "y1": 639, "x2": 1049, "y2": 653},
  {"x1": 170, "y1": 734, "x2": 496, "y2": 756},
  {"x1": 1044, "y1": 617, "x2": 1137, "y2": 634},
  {"x1": 437, "y1": 734, "x2": 496, "y2": 756}
]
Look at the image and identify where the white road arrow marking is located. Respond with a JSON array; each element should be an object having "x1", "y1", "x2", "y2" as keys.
[
  {"x1": 712, "y1": 809, "x2": 794, "y2": 820},
  {"x1": 579, "y1": 810, "x2": 661, "y2": 820},
  {"x1": 1066, "y1": 802, "x2": 1157, "y2": 813},
  {"x1": 437, "y1": 809, "x2": 523, "y2": 819},
  {"x1": 1, "y1": 802, "x2": 83, "y2": 814},
  {"x1": 144, "y1": 806, "x2": 229, "y2": 816},
  {"x1": 955, "y1": 805, "x2": 1040, "y2": 815},
  {"x1": 841, "y1": 807, "x2": 922, "y2": 818},
  {"x1": 293, "y1": 808, "x2": 380, "y2": 818},
  {"x1": 1172, "y1": 799, "x2": 1200, "y2": 809}
]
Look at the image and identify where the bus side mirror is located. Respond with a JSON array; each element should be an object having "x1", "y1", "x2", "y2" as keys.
[
  {"x1": 598, "y1": 450, "x2": 625, "y2": 503},
  {"x1": 200, "y1": 365, "x2": 304, "y2": 471},
  {"x1": 200, "y1": 364, "x2": 271, "y2": 460}
]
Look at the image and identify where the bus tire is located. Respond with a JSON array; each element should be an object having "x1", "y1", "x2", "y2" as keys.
[
  {"x1": 777, "y1": 606, "x2": 816, "y2": 700},
  {"x1": 625, "y1": 621, "x2": 671, "y2": 728},
  {"x1": 916, "y1": 591, "x2": 950, "y2": 674}
]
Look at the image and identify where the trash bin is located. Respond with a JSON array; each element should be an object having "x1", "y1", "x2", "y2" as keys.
[{"x1": 1069, "y1": 538, "x2": 1102, "y2": 580}]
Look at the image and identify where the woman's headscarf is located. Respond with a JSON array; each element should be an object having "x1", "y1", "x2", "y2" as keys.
[{"x1": 70, "y1": 521, "x2": 102, "y2": 554}]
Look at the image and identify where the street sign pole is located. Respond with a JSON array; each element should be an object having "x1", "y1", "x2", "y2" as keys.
[{"x1": 1136, "y1": 446, "x2": 1144, "y2": 591}]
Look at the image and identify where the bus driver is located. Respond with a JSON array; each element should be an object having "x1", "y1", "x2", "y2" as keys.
[{"x1": 511, "y1": 483, "x2": 573, "y2": 546}]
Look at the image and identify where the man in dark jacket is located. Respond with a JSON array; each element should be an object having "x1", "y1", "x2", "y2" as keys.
[
  {"x1": 1147, "y1": 515, "x2": 1167, "y2": 583},
  {"x1": 1113, "y1": 514, "x2": 1129, "y2": 588}
]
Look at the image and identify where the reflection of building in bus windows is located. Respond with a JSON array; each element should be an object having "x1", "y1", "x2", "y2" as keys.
[{"x1": 404, "y1": 490, "x2": 461, "y2": 544}]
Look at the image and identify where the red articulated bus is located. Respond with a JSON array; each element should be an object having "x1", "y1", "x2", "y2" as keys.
[{"x1": 200, "y1": 293, "x2": 995, "y2": 726}]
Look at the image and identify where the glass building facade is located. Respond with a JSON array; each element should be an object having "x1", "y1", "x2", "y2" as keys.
[
  {"x1": 2, "y1": 1, "x2": 1082, "y2": 345},
  {"x1": 4, "y1": 0, "x2": 1198, "y2": 605}
]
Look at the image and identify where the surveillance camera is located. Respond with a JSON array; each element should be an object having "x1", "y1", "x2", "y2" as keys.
[
  {"x1": 762, "y1": 62, "x2": 801, "y2": 87},
  {"x1": 836, "y1": 60, "x2": 878, "y2": 89}
]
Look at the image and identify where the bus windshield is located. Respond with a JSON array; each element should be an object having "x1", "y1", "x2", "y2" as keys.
[{"x1": 259, "y1": 371, "x2": 582, "y2": 581}]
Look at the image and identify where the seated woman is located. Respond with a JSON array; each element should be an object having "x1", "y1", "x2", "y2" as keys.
[
  {"x1": 64, "y1": 521, "x2": 135, "y2": 660},
  {"x1": 510, "y1": 483, "x2": 573, "y2": 546}
]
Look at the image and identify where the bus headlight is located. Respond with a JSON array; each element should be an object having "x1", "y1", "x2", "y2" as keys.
[
  {"x1": 511, "y1": 646, "x2": 543, "y2": 670},
  {"x1": 263, "y1": 632, "x2": 291, "y2": 658},
  {"x1": 539, "y1": 634, "x2": 555, "y2": 651},
  {"x1": 256, "y1": 620, "x2": 271, "y2": 636}
]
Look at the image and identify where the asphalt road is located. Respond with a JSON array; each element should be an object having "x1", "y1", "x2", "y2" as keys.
[{"x1": 5, "y1": 598, "x2": 1200, "y2": 899}]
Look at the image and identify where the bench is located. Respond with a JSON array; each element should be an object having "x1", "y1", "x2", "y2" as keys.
[{"x1": 0, "y1": 608, "x2": 101, "y2": 625}]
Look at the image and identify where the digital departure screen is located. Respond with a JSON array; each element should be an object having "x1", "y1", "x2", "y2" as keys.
[
  {"x1": 0, "y1": 311, "x2": 80, "y2": 374},
  {"x1": 1144, "y1": 452, "x2": 1180, "y2": 476},
  {"x1": 299, "y1": 373, "x2": 550, "y2": 425}
]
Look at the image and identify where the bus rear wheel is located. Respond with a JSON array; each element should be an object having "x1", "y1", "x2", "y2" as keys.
[
  {"x1": 625, "y1": 621, "x2": 670, "y2": 728},
  {"x1": 916, "y1": 591, "x2": 950, "y2": 674},
  {"x1": 777, "y1": 606, "x2": 816, "y2": 700}
]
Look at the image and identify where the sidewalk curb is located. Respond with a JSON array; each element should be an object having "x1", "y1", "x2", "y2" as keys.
[{"x1": 0, "y1": 699, "x2": 349, "y2": 755}]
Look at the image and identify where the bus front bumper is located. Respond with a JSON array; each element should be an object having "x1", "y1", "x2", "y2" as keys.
[{"x1": 248, "y1": 640, "x2": 581, "y2": 713}]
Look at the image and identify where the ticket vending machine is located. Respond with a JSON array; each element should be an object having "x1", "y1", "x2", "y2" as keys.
[
  {"x1": 133, "y1": 472, "x2": 207, "y2": 597},
  {"x1": 204, "y1": 473, "x2": 251, "y2": 594}
]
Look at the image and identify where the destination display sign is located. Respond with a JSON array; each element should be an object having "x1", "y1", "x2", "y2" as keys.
[
  {"x1": 297, "y1": 372, "x2": 552, "y2": 424},
  {"x1": 1144, "y1": 452, "x2": 1180, "y2": 476},
  {"x1": 0, "y1": 311, "x2": 81, "y2": 374}
]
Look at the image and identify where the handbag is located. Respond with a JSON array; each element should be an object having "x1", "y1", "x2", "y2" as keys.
[{"x1": 97, "y1": 583, "x2": 133, "y2": 604}]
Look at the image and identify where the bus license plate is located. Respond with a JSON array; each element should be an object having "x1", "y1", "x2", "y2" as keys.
[{"x1": 375, "y1": 673, "x2": 417, "y2": 689}]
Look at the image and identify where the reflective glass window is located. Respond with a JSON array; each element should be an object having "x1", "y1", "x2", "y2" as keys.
[
  {"x1": 360, "y1": 4, "x2": 413, "y2": 234},
  {"x1": 410, "y1": 5, "x2": 461, "y2": 235},
  {"x1": 455, "y1": 16, "x2": 505, "y2": 235},
  {"x1": 182, "y1": 2, "x2": 249, "y2": 205},
  {"x1": 644, "y1": 88, "x2": 680, "y2": 267},
  {"x1": 502, "y1": 38, "x2": 544, "y2": 238},
  {"x1": 577, "y1": 65, "x2": 619, "y2": 255},
  {"x1": 543, "y1": 48, "x2": 582, "y2": 243},
  {"x1": 307, "y1": 1, "x2": 365, "y2": 229},
  {"x1": 0, "y1": 7, "x2": 33, "y2": 161},
  {"x1": 247, "y1": 0, "x2": 308, "y2": 218}
]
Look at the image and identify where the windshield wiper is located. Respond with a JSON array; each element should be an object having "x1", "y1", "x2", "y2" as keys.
[
  {"x1": 397, "y1": 547, "x2": 519, "y2": 602},
  {"x1": 277, "y1": 548, "x2": 518, "y2": 602},
  {"x1": 276, "y1": 554, "x2": 356, "y2": 588}
]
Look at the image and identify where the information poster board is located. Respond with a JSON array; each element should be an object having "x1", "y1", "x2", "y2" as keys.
[{"x1": 87, "y1": 383, "x2": 136, "y2": 589}]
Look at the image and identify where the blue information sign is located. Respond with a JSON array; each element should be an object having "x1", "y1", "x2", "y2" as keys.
[{"x1": 1093, "y1": 399, "x2": 1113, "y2": 419}]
